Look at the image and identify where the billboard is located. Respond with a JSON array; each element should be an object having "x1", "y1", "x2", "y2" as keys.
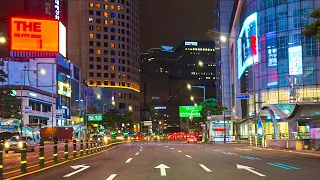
[
  {"x1": 179, "y1": 106, "x2": 202, "y2": 118},
  {"x1": 237, "y1": 12, "x2": 258, "y2": 79},
  {"x1": 10, "y1": 18, "x2": 66, "y2": 58},
  {"x1": 87, "y1": 114, "x2": 103, "y2": 122},
  {"x1": 161, "y1": 45, "x2": 173, "y2": 52},
  {"x1": 266, "y1": 31, "x2": 278, "y2": 87},
  {"x1": 185, "y1": 41, "x2": 198, "y2": 46},
  {"x1": 288, "y1": 46, "x2": 303, "y2": 75}
]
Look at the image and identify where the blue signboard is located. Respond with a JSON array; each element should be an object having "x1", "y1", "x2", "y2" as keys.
[{"x1": 236, "y1": 95, "x2": 250, "y2": 99}]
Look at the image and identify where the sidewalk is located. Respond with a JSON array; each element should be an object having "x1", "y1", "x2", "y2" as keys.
[{"x1": 250, "y1": 145, "x2": 320, "y2": 157}]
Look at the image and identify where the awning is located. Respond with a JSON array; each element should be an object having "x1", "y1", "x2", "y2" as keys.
[{"x1": 29, "y1": 115, "x2": 49, "y2": 120}]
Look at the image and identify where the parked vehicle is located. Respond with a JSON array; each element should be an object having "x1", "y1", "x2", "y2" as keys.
[
  {"x1": 4, "y1": 135, "x2": 35, "y2": 153},
  {"x1": 187, "y1": 136, "x2": 198, "y2": 143},
  {"x1": 0, "y1": 132, "x2": 19, "y2": 144}
]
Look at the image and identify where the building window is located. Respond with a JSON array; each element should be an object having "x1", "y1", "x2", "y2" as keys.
[
  {"x1": 89, "y1": 25, "x2": 94, "y2": 30},
  {"x1": 96, "y1": 26, "x2": 101, "y2": 31},
  {"x1": 104, "y1": 19, "x2": 108, "y2": 25},
  {"x1": 111, "y1": 42, "x2": 115, "y2": 48},
  {"x1": 111, "y1": 73, "x2": 115, "y2": 78},
  {"x1": 96, "y1": 49, "x2": 101, "y2": 55},
  {"x1": 89, "y1": 2, "x2": 94, "y2": 8},
  {"x1": 104, "y1": 12, "x2": 108, "y2": 17},
  {"x1": 104, "y1": 81, "x2": 108, "y2": 85},
  {"x1": 97, "y1": 73, "x2": 101, "y2": 77},
  {"x1": 89, "y1": 33, "x2": 94, "y2": 38},
  {"x1": 110, "y1": 20, "x2": 115, "y2": 25},
  {"x1": 97, "y1": 34, "x2": 101, "y2": 39},
  {"x1": 104, "y1": 73, "x2": 108, "y2": 78},
  {"x1": 89, "y1": 72, "x2": 94, "y2": 77},
  {"x1": 104, "y1": 65, "x2": 108, "y2": 70},
  {"x1": 111, "y1": 81, "x2": 115, "y2": 86},
  {"x1": 104, "y1": 58, "x2": 108, "y2": 62},
  {"x1": 96, "y1": 3, "x2": 101, "y2": 8},
  {"x1": 110, "y1": 5, "x2": 115, "y2": 10},
  {"x1": 89, "y1": 10, "x2": 94, "y2": 15},
  {"x1": 97, "y1": 65, "x2": 101, "y2": 69},
  {"x1": 89, "y1": 49, "x2": 94, "y2": 54},
  {"x1": 89, "y1": 64, "x2": 94, "y2": 69},
  {"x1": 111, "y1": 13, "x2": 115, "y2": 17},
  {"x1": 104, "y1": 42, "x2": 108, "y2": 47},
  {"x1": 111, "y1": 66, "x2": 115, "y2": 71},
  {"x1": 89, "y1": 57, "x2": 94, "y2": 61},
  {"x1": 122, "y1": 82, "x2": 126, "y2": 86},
  {"x1": 104, "y1": 4, "x2": 108, "y2": 9},
  {"x1": 97, "y1": 81, "x2": 101, "y2": 85},
  {"x1": 89, "y1": 41, "x2": 94, "y2": 46},
  {"x1": 89, "y1": 18, "x2": 94, "y2": 23}
]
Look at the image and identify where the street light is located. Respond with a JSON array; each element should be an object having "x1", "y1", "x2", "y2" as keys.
[
  {"x1": 187, "y1": 83, "x2": 192, "y2": 90},
  {"x1": 128, "y1": 105, "x2": 132, "y2": 112},
  {"x1": 198, "y1": 60, "x2": 204, "y2": 67},
  {"x1": 0, "y1": 36, "x2": 6, "y2": 44},
  {"x1": 220, "y1": 35, "x2": 227, "y2": 43},
  {"x1": 190, "y1": 96, "x2": 194, "y2": 101},
  {"x1": 194, "y1": 103, "x2": 197, "y2": 106}
]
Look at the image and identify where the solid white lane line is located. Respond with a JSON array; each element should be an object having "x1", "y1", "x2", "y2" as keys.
[
  {"x1": 135, "y1": 152, "x2": 139, "y2": 155},
  {"x1": 125, "y1": 158, "x2": 133, "y2": 163},
  {"x1": 141, "y1": 147, "x2": 143, "y2": 149},
  {"x1": 171, "y1": 148, "x2": 174, "y2": 150},
  {"x1": 140, "y1": 149, "x2": 142, "y2": 151},
  {"x1": 185, "y1": 155, "x2": 192, "y2": 158},
  {"x1": 177, "y1": 150, "x2": 182, "y2": 153},
  {"x1": 165, "y1": 146, "x2": 168, "y2": 147},
  {"x1": 106, "y1": 174, "x2": 117, "y2": 180},
  {"x1": 199, "y1": 164, "x2": 212, "y2": 172}
]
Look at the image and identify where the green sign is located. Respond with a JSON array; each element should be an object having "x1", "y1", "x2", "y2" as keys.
[
  {"x1": 179, "y1": 106, "x2": 202, "y2": 118},
  {"x1": 87, "y1": 114, "x2": 103, "y2": 121},
  {"x1": 10, "y1": 90, "x2": 17, "y2": 96}
]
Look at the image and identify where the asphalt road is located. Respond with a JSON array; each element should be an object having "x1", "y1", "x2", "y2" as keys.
[{"x1": 14, "y1": 141, "x2": 320, "y2": 180}]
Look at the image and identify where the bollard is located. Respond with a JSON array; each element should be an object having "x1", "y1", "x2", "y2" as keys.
[
  {"x1": 0, "y1": 144, "x2": 3, "y2": 179},
  {"x1": 39, "y1": 141, "x2": 44, "y2": 168},
  {"x1": 64, "y1": 140, "x2": 68, "y2": 160},
  {"x1": 80, "y1": 140, "x2": 84, "y2": 156},
  {"x1": 20, "y1": 143, "x2": 27, "y2": 173},
  {"x1": 98, "y1": 142, "x2": 101, "y2": 151},
  {"x1": 86, "y1": 140, "x2": 89, "y2": 155},
  {"x1": 93, "y1": 142, "x2": 96, "y2": 153},
  {"x1": 249, "y1": 134, "x2": 252, "y2": 146},
  {"x1": 90, "y1": 142, "x2": 93, "y2": 153},
  {"x1": 53, "y1": 140, "x2": 58, "y2": 163},
  {"x1": 73, "y1": 140, "x2": 77, "y2": 158},
  {"x1": 255, "y1": 135, "x2": 258, "y2": 147}
]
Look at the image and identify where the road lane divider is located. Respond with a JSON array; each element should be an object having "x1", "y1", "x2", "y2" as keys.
[
  {"x1": 267, "y1": 163, "x2": 300, "y2": 170},
  {"x1": 185, "y1": 155, "x2": 192, "y2": 158},
  {"x1": 199, "y1": 164, "x2": 212, "y2": 172},
  {"x1": 125, "y1": 158, "x2": 133, "y2": 164},
  {"x1": 135, "y1": 152, "x2": 139, "y2": 155},
  {"x1": 171, "y1": 148, "x2": 174, "y2": 150},
  {"x1": 222, "y1": 152, "x2": 237, "y2": 155},
  {"x1": 177, "y1": 150, "x2": 182, "y2": 153},
  {"x1": 240, "y1": 156, "x2": 260, "y2": 160},
  {"x1": 140, "y1": 149, "x2": 142, "y2": 152},
  {"x1": 106, "y1": 174, "x2": 117, "y2": 180}
]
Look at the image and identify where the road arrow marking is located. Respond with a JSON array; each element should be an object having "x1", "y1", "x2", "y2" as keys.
[
  {"x1": 236, "y1": 164, "x2": 266, "y2": 177},
  {"x1": 125, "y1": 158, "x2": 133, "y2": 163},
  {"x1": 177, "y1": 150, "x2": 182, "y2": 153},
  {"x1": 135, "y1": 152, "x2": 139, "y2": 155},
  {"x1": 185, "y1": 155, "x2": 192, "y2": 158},
  {"x1": 155, "y1": 164, "x2": 170, "y2": 176},
  {"x1": 199, "y1": 164, "x2": 212, "y2": 172},
  {"x1": 63, "y1": 164, "x2": 90, "y2": 177},
  {"x1": 106, "y1": 174, "x2": 117, "y2": 180}
]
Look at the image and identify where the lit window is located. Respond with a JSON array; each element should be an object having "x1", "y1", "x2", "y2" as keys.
[
  {"x1": 96, "y1": 3, "x2": 101, "y2": 8},
  {"x1": 121, "y1": 7, "x2": 124, "y2": 12},
  {"x1": 122, "y1": 74, "x2": 126, "y2": 79},
  {"x1": 111, "y1": 42, "x2": 115, "y2": 48},
  {"x1": 96, "y1": 26, "x2": 101, "y2": 31},
  {"x1": 104, "y1": 12, "x2": 108, "y2": 17},
  {"x1": 104, "y1": 4, "x2": 108, "y2": 9},
  {"x1": 89, "y1": 2, "x2": 94, "y2": 8},
  {"x1": 88, "y1": 17, "x2": 94, "y2": 23},
  {"x1": 110, "y1": 5, "x2": 115, "y2": 10},
  {"x1": 110, "y1": 20, "x2": 115, "y2": 25},
  {"x1": 89, "y1": 33, "x2": 94, "y2": 38},
  {"x1": 96, "y1": 49, "x2": 101, "y2": 55},
  {"x1": 118, "y1": 6, "x2": 121, "y2": 11},
  {"x1": 111, "y1": 66, "x2": 115, "y2": 71},
  {"x1": 104, "y1": 20, "x2": 108, "y2": 25}
]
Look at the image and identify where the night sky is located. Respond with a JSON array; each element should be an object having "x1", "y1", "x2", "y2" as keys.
[{"x1": 140, "y1": 0, "x2": 215, "y2": 52}]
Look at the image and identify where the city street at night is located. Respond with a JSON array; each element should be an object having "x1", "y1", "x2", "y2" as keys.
[{"x1": 14, "y1": 141, "x2": 320, "y2": 180}]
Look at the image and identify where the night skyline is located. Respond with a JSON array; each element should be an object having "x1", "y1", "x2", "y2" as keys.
[{"x1": 140, "y1": 0, "x2": 215, "y2": 52}]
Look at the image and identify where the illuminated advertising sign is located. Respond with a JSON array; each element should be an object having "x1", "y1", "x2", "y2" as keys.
[
  {"x1": 58, "y1": 81, "x2": 71, "y2": 97},
  {"x1": 185, "y1": 41, "x2": 198, "y2": 46},
  {"x1": 179, "y1": 106, "x2": 202, "y2": 118},
  {"x1": 10, "y1": 18, "x2": 67, "y2": 58},
  {"x1": 161, "y1": 45, "x2": 173, "y2": 52},
  {"x1": 237, "y1": 12, "x2": 258, "y2": 79},
  {"x1": 288, "y1": 46, "x2": 303, "y2": 75},
  {"x1": 266, "y1": 32, "x2": 278, "y2": 87},
  {"x1": 87, "y1": 114, "x2": 103, "y2": 122},
  {"x1": 54, "y1": 0, "x2": 60, "y2": 20}
]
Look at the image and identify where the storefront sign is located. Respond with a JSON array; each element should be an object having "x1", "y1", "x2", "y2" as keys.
[
  {"x1": 154, "y1": 106, "x2": 166, "y2": 110},
  {"x1": 288, "y1": 46, "x2": 303, "y2": 75},
  {"x1": 58, "y1": 81, "x2": 71, "y2": 97}
]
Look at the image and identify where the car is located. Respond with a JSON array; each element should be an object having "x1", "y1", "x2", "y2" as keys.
[
  {"x1": 4, "y1": 136, "x2": 36, "y2": 153},
  {"x1": 0, "y1": 132, "x2": 19, "y2": 145},
  {"x1": 187, "y1": 136, "x2": 197, "y2": 143}
]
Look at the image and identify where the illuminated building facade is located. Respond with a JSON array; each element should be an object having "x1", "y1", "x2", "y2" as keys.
[
  {"x1": 68, "y1": 0, "x2": 140, "y2": 125},
  {"x1": 229, "y1": 0, "x2": 320, "y2": 142}
]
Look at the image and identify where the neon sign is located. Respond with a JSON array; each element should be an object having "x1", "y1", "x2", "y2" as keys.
[
  {"x1": 185, "y1": 41, "x2": 198, "y2": 46},
  {"x1": 237, "y1": 12, "x2": 258, "y2": 79}
]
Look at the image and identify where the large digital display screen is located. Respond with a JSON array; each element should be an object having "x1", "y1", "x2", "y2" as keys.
[
  {"x1": 237, "y1": 12, "x2": 258, "y2": 79},
  {"x1": 11, "y1": 18, "x2": 59, "y2": 52},
  {"x1": 288, "y1": 46, "x2": 303, "y2": 75},
  {"x1": 59, "y1": 22, "x2": 67, "y2": 58},
  {"x1": 266, "y1": 31, "x2": 278, "y2": 87},
  {"x1": 179, "y1": 106, "x2": 202, "y2": 118}
]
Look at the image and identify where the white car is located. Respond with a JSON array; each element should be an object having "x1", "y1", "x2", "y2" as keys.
[{"x1": 4, "y1": 136, "x2": 36, "y2": 153}]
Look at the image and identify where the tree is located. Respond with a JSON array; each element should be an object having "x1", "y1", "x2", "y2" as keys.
[
  {"x1": 303, "y1": 8, "x2": 320, "y2": 40},
  {"x1": 198, "y1": 98, "x2": 226, "y2": 123}
]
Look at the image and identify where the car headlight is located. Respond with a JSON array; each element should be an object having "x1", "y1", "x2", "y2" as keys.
[
  {"x1": 4, "y1": 142, "x2": 9, "y2": 148},
  {"x1": 18, "y1": 141, "x2": 23, "y2": 149}
]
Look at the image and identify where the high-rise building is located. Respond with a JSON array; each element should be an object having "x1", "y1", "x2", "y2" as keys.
[
  {"x1": 229, "y1": 0, "x2": 320, "y2": 148},
  {"x1": 67, "y1": 0, "x2": 140, "y2": 125}
]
